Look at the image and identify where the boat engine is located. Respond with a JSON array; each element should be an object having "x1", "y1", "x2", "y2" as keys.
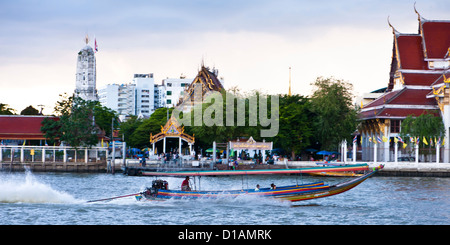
[
  {"x1": 143, "y1": 179, "x2": 168, "y2": 198},
  {"x1": 152, "y1": 179, "x2": 168, "y2": 190}
]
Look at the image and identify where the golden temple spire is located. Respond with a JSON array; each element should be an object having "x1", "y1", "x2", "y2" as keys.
[{"x1": 288, "y1": 67, "x2": 292, "y2": 96}]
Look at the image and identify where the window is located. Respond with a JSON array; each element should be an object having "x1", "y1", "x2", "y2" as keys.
[
  {"x1": 167, "y1": 91, "x2": 172, "y2": 96},
  {"x1": 167, "y1": 99, "x2": 172, "y2": 104},
  {"x1": 167, "y1": 83, "x2": 172, "y2": 87},
  {"x1": 391, "y1": 120, "x2": 401, "y2": 133}
]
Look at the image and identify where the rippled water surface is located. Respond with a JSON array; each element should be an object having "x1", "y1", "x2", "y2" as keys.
[{"x1": 0, "y1": 170, "x2": 448, "y2": 225}]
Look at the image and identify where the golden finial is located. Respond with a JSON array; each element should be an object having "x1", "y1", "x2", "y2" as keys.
[
  {"x1": 288, "y1": 67, "x2": 292, "y2": 96},
  {"x1": 414, "y1": 2, "x2": 421, "y2": 21},
  {"x1": 387, "y1": 16, "x2": 398, "y2": 35},
  {"x1": 85, "y1": 34, "x2": 89, "y2": 45}
]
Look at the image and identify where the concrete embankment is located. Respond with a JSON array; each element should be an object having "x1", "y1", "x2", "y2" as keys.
[
  {"x1": 275, "y1": 161, "x2": 450, "y2": 177},
  {"x1": 0, "y1": 161, "x2": 107, "y2": 173},
  {"x1": 2, "y1": 159, "x2": 449, "y2": 177}
]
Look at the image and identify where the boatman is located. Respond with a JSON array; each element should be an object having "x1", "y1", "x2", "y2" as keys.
[{"x1": 181, "y1": 176, "x2": 191, "y2": 191}]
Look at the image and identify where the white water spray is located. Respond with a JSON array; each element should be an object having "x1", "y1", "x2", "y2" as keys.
[{"x1": 0, "y1": 170, "x2": 77, "y2": 204}]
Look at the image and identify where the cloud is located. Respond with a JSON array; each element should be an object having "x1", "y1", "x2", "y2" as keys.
[{"x1": 1, "y1": 0, "x2": 449, "y2": 114}]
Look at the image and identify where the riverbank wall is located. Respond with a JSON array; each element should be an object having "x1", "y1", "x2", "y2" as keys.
[
  {"x1": 1, "y1": 159, "x2": 449, "y2": 177},
  {"x1": 275, "y1": 161, "x2": 450, "y2": 177},
  {"x1": 0, "y1": 161, "x2": 107, "y2": 173}
]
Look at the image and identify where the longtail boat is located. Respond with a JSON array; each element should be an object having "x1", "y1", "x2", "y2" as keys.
[
  {"x1": 308, "y1": 171, "x2": 363, "y2": 177},
  {"x1": 139, "y1": 163, "x2": 370, "y2": 176},
  {"x1": 134, "y1": 164, "x2": 383, "y2": 203},
  {"x1": 309, "y1": 162, "x2": 364, "y2": 177}
]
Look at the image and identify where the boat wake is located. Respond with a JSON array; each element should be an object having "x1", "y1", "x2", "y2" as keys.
[{"x1": 0, "y1": 170, "x2": 78, "y2": 204}]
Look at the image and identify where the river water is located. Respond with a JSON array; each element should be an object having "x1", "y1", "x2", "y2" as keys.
[{"x1": 0, "y1": 170, "x2": 448, "y2": 225}]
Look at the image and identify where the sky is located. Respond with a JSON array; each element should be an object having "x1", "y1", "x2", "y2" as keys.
[{"x1": 0, "y1": 0, "x2": 449, "y2": 115}]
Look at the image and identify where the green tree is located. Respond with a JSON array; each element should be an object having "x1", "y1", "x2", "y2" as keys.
[
  {"x1": 273, "y1": 94, "x2": 313, "y2": 159},
  {"x1": 0, "y1": 103, "x2": 15, "y2": 115},
  {"x1": 400, "y1": 113, "x2": 445, "y2": 141},
  {"x1": 41, "y1": 94, "x2": 118, "y2": 148},
  {"x1": 92, "y1": 102, "x2": 119, "y2": 137},
  {"x1": 58, "y1": 97, "x2": 99, "y2": 148},
  {"x1": 129, "y1": 107, "x2": 173, "y2": 148},
  {"x1": 182, "y1": 90, "x2": 269, "y2": 148},
  {"x1": 20, "y1": 105, "x2": 40, "y2": 115},
  {"x1": 310, "y1": 77, "x2": 358, "y2": 150},
  {"x1": 119, "y1": 115, "x2": 144, "y2": 146}
]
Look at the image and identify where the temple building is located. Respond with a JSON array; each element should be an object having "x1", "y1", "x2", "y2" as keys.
[
  {"x1": 358, "y1": 10, "x2": 450, "y2": 162},
  {"x1": 150, "y1": 115, "x2": 195, "y2": 155},
  {"x1": 74, "y1": 35, "x2": 98, "y2": 101},
  {"x1": 0, "y1": 115, "x2": 57, "y2": 144},
  {"x1": 176, "y1": 65, "x2": 225, "y2": 112}
]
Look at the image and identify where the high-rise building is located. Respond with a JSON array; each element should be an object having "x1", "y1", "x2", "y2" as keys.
[
  {"x1": 74, "y1": 36, "x2": 98, "y2": 101},
  {"x1": 99, "y1": 73, "x2": 155, "y2": 120},
  {"x1": 98, "y1": 83, "x2": 136, "y2": 120},
  {"x1": 133, "y1": 73, "x2": 155, "y2": 118},
  {"x1": 162, "y1": 75, "x2": 193, "y2": 108}
]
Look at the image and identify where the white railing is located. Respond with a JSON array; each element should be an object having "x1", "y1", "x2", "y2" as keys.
[{"x1": 0, "y1": 145, "x2": 108, "y2": 163}]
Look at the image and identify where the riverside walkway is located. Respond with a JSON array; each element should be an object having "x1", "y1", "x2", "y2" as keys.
[{"x1": 277, "y1": 161, "x2": 450, "y2": 177}]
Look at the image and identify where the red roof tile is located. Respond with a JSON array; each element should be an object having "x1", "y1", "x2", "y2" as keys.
[
  {"x1": 360, "y1": 88, "x2": 438, "y2": 120},
  {"x1": 388, "y1": 89, "x2": 435, "y2": 105},
  {"x1": 364, "y1": 88, "x2": 434, "y2": 110},
  {"x1": 421, "y1": 21, "x2": 450, "y2": 59},
  {"x1": 376, "y1": 108, "x2": 439, "y2": 118},
  {"x1": 396, "y1": 35, "x2": 428, "y2": 70},
  {"x1": 402, "y1": 72, "x2": 443, "y2": 86},
  {"x1": 0, "y1": 115, "x2": 57, "y2": 140}
]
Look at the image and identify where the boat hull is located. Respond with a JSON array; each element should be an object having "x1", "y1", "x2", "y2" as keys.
[
  {"x1": 307, "y1": 171, "x2": 363, "y2": 177},
  {"x1": 135, "y1": 166, "x2": 382, "y2": 202}
]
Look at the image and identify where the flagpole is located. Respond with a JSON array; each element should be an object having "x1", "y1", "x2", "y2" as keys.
[
  {"x1": 394, "y1": 139, "x2": 398, "y2": 163},
  {"x1": 436, "y1": 142, "x2": 440, "y2": 164},
  {"x1": 374, "y1": 140, "x2": 377, "y2": 164}
]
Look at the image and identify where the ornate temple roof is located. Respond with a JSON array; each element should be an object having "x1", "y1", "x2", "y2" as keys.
[
  {"x1": 360, "y1": 88, "x2": 438, "y2": 120},
  {"x1": 395, "y1": 34, "x2": 428, "y2": 70},
  {"x1": 420, "y1": 20, "x2": 450, "y2": 59},
  {"x1": 183, "y1": 65, "x2": 224, "y2": 102},
  {"x1": 360, "y1": 10, "x2": 449, "y2": 122},
  {"x1": 175, "y1": 65, "x2": 224, "y2": 111},
  {"x1": 150, "y1": 116, "x2": 194, "y2": 144},
  {"x1": 0, "y1": 115, "x2": 56, "y2": 140}
]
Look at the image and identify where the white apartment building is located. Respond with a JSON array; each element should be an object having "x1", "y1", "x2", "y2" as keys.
[
  {"x1": 99, "y1": 73, "x2": 155, "y2": 120},
  {"x1": 99, "y1": 69, "x2": 225, "y2": 120},
  {"x1": 133, "y1": 74, "x2": 154, "y2": 117},
  {"x1": 154, "y1": 84, "x2": 165, "y2": 109},
  {"x1": 162, "y1": 75, "x2": 192, "y2": 108},
  {"x1": 98, "y1": 83, "x2": 136, "y2": 120}
]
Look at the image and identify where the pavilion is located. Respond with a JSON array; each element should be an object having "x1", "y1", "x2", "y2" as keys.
[{"x1": 150, "y1": 116, "x2": 195, "y2": 155}]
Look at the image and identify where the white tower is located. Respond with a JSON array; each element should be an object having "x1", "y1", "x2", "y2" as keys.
[{"x1": 74, "y1": 35, "x2": 98, "y2": 101}]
